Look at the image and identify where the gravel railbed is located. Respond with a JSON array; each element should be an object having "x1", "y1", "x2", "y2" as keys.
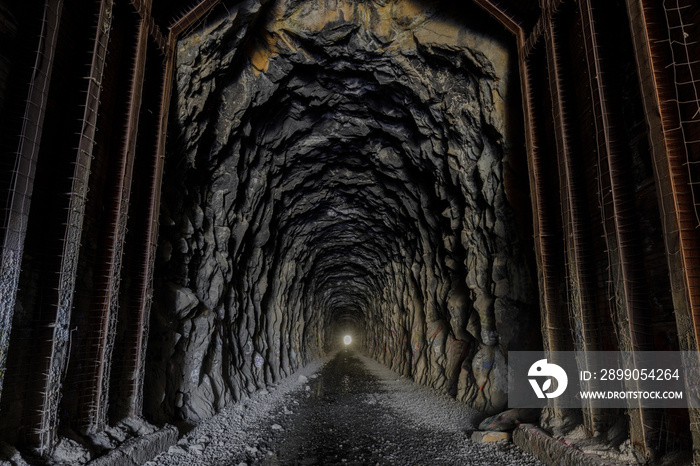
[{"x1": 147, "y1": 350, "x2": 543, "y2": 465}]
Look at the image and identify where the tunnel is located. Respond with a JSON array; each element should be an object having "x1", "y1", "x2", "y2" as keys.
[{"x1": 0, "y1": 0, "x2": 699, "y2": 465}]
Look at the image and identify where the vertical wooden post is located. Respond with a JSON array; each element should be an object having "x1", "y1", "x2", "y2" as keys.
[
  {"x1": 31, "y1": 0, "x2": 114, "y2": 450},
  {"x1": 0, "y1": 0, "x2": 63, "y2": 404},
  {"x1": 625, "y1": 0, "x2": 700, "y2": 460},
  {"x1": 79, "y1": 16, "x2": 149, "y2": 433},
  {"x1": 520, "y1": 26, "x2": 575, "y2": 435},
  {"x1": 124, "y1": 32, "x2": 174, "y2": 418},
  {"x1": 544, "y1": 12, "x2": 607, "y2": 436},
  {"x1": 472, "y1": 0, "x2": 574, "y2": 432}
]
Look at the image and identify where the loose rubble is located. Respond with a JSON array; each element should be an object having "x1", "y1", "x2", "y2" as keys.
[{"x1": 147, "y1": 351, "x2": 542, "y2": 465}]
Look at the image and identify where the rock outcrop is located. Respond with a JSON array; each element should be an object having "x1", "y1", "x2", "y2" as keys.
[{"x1": 148, "y1": 0, "x2": 539, "y2": 422}]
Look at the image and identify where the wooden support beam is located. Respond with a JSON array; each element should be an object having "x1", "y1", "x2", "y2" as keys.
[
  {"x1": 120, "y1": 33, "x2": 173, "y2": 420},
  {"x1": 78, "y1": 17, "x2": 149, "y2": 434},
  {"x1": 519, "y1": 26, "x2": 575, "y2": 435},
  {"x1": 170, "y1": 0, "x2": 221, "y2": 37},
  {"x1": 476, "y1": 0, "x2": 576, "y2": 431},
  {"x1": 521, "y1": 0, "x2": 565, "y2": 59},
  {"x1": 32, "y1": 0, "x2": 114, "y2": 450},
  {"x1": 130, "y1": 0, "x2": 150, "y2": 17},
  {"x1": 130, "y1": 0, "x2": 168, "y2": 52},
  {"x1": 471, "y1": 0, "x2": 523, "y2": 35},
  {"x1": 0, "y1": 0, "x2": 63, "y2": 406},
  {"x1": 115, "y1": 0, "x2": 220, "y2": 420},
  {"x1": 625, "y1": 0, "x2": 700, "y2": 460},
  {"x1": 474, "y1": 0, "x2": 568, "y2": 366},
  {"x1": 543, "y1": 8, "x2": 604, "y2": 436},
  {"x1": 565, "y1": 0, "x2": 662, "y2": 459}
]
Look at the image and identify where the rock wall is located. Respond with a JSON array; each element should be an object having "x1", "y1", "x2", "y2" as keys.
[{"x1": 147, "y1": 0, "x2": 539, "y2": 423}]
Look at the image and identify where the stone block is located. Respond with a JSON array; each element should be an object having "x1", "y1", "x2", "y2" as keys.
[
  {"x1": 513, "y1": 424, "x2": 612, "y2": 466},
  {"x1": 471, "y1": 431, "x2": 512, "y2": 443},
  {"x1": 88, "y1": 424, "x2": 178, "y2": 466}
]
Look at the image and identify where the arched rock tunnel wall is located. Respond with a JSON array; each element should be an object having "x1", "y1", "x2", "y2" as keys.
[
  {"x1": 1, "y1": 0, "x2": 700, "y2": 464},
  {"x1": 148, "y1": 0, "x2": 539, "y2": 423}
]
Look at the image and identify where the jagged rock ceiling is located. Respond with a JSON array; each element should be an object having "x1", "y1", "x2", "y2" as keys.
[{"x1": 151, "y1": 0, "x2": 539, "y2": 422}]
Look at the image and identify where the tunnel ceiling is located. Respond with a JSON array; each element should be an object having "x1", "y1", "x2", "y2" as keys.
[{"x1": 154, "y1": 0, "x2": 538, "y2": 422}]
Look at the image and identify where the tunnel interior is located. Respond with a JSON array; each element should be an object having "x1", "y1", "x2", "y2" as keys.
[
  {"x1": 1, "y1": 0, "x2": 700, "y2": 464},
  {"x1": 148, "y1": 0, "x2": 539, "y2": 424}
]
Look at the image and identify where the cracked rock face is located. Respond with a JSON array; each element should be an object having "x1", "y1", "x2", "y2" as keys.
[{"x1": 148, "y1": 0, "x2": 539, "y2": 422}]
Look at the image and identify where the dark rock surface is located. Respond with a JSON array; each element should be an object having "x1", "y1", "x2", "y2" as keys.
[
  {"x1": 147, "y1": 0, "x2": 539, "y2": 424},
  {"x1": 147, "y1": 350, "x2": 542, "y2": 465},
  {"x1": 87, "y1": 425, "x2": 178, "y2": 466},
  {"x1": 478, "y1": 408, "x2": 541, "y2": 432}
]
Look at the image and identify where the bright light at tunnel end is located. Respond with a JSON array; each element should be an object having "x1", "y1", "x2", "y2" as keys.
[{"x1": 343, "y1": 335, "x2": 352, "y2": 345}]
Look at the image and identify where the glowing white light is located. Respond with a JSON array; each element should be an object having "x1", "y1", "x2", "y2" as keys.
[{"x1": 343, "y1": 335, "x2": 352, "y2": 345}]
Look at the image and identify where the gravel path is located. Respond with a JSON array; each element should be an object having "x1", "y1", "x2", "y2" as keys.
[{"x1": 147, "y1": 349, "x2": 542, "y2": 465}]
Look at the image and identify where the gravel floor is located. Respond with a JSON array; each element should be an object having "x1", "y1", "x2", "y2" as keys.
[{"x1": 147, "y1": 349, "x2": 543, "y2": 465}]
